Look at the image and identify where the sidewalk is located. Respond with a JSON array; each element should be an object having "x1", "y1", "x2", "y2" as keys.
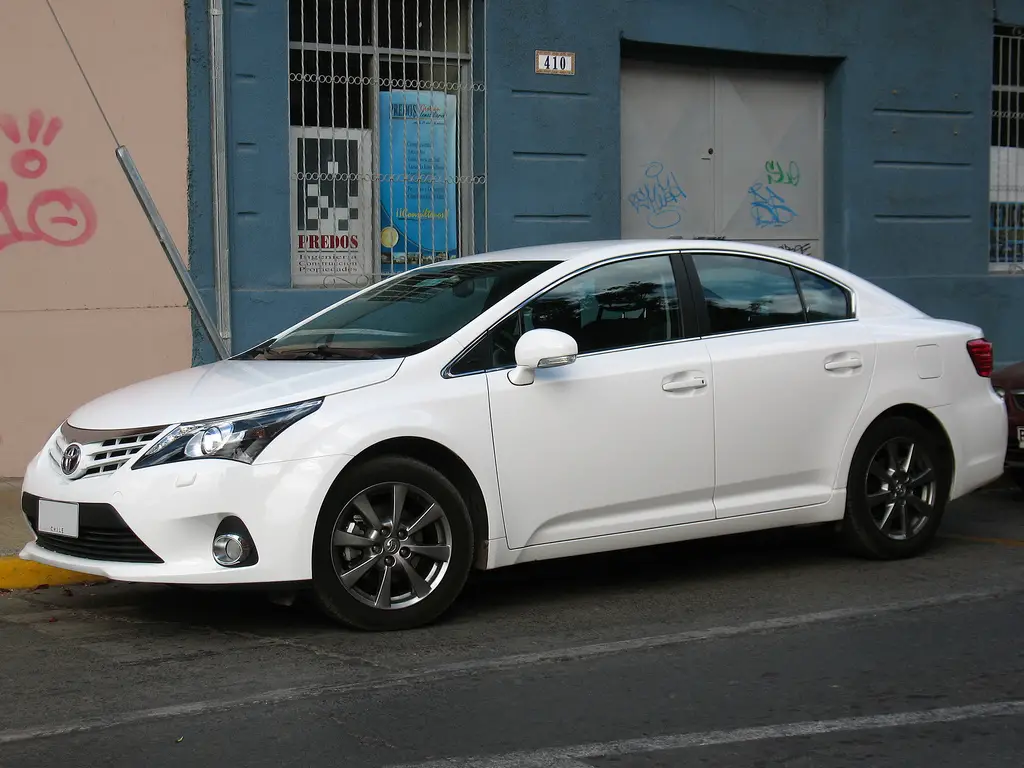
[{"x1": 0, "y1": 478, "x2": 101, "y2": 589}]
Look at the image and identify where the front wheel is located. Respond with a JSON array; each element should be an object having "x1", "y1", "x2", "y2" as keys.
[
  {"x1": 839, "y1": 416, "x2": 950, "y2": 560},
  {"x1": 311, "y1": 456, "x2": 475, "y2": 631}
]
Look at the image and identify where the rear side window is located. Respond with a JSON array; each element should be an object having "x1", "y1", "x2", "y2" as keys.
[
  {"x1": 691, "y1": 253, "x2": 804, "y2": 334},
  {"x1": 794, "y1": 268, "x2": 852, "y2": 322}
]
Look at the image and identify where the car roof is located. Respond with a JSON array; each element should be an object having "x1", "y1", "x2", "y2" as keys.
[
  {"x1": 449, "y1": 238, "x2": 843, "y2": 279},
  {"x1": 443, "y1": 239, "x2": 928, "y2": 319}
]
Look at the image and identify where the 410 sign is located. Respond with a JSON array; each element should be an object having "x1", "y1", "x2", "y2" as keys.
[{"x1": 535, "y1": 50, "x2": 575, "y2": 76}]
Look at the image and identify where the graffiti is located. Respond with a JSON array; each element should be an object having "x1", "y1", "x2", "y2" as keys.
[
  {"x1": 748, "y1": 183, "x2": 797, "y2": 229},
  {"x1": 765, "y1": 159, "x2": 800, "y2": 186},
  {"x1": 778, "y1": 242, "x2": 812, "y2": 255},
  {"x1": 627, "y1": 161, "x2": 687, "y2": 229},
  {"x1": 0, "y1": 109, "x2": 97, "y2": 251}
]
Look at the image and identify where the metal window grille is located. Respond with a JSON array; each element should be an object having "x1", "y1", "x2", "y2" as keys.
[
  {"x1": 288, "y1": 0, "x2": 485, "y2": 289},
  {"x1": 991, "y1": 24, "x2": 1024, "y2": 272}
]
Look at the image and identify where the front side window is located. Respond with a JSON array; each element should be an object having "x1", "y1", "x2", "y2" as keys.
[
  {"x1": 451, "y1": 255, "x2": 683, "y2": 373},
  {"x1": 244, "y1": 260, "x2": 558, "y2": 360},
  {"x1": 691, "y1": 253, "x2": 805, "y2": 334}
]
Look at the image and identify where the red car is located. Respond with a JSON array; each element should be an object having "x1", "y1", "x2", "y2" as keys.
[{"x1": 993, "y1": 362, "x2": 1024, "y2": 491}]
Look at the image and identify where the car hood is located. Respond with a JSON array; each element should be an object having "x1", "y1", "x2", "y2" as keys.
[{"x1": 66, "y1": 358, "x2": 404, "y2": 430}]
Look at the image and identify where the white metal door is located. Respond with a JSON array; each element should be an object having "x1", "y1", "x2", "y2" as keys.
[
  {"x1": 714, "y1": 70, "x2": 823, "y2": 257},
  {"x1": 620, "y1": 61, "x2": 824, "y2": 257},
  {"x1": 620, "y1": 61, "x2": 715, "y2": 238},
  {"x1": 486, "y1": 341, "x2": 716, "y2": 549}
]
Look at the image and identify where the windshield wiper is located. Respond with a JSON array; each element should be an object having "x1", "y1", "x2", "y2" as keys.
[
  {"x1": 264, "y1": 345, "x2": 387, "y2": 360},
  {"x1": 232, "y1": 338, "x2": 278, "y2": 360}
]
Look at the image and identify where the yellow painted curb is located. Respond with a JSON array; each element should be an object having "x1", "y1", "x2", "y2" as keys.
[{"x1": 0, "y1": 555, "x2": 105, "y2": 590}]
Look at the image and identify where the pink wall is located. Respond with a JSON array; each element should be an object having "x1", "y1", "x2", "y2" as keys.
[{"x1": 0, "y1": 0, "x2": 191, "y2": 476}]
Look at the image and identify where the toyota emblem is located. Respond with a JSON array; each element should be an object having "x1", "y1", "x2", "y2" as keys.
[{"x1": 61, "y1": 443, "x2": 82, "y2": 476}]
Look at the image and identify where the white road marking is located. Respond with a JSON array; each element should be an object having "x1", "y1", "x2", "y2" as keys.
[
  {"x1": 0, "y1": 586, "x2": 1015, "y2": 746},
  {"x1": 390, "y1": 700, "x2": 1024, "y2": 767}
]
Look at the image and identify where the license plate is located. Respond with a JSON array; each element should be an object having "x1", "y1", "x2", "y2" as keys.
[
  {"x1": 1019, "y1": 426, "x2": 1024, "y2": 450},
  {"x1": 37, "y1": 500, "x2": 79, "y2": 539}
]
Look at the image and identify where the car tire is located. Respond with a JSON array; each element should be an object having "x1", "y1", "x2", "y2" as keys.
[
  {"x1": 311, "y1": 455, "x2": 475, "y2": 631},
  {"x1": 1010, "y1": 468, "x2": 1024, "y2": 494},
  {"x1": 838, "y1": 416, "x2": 950, "y2": 560}
]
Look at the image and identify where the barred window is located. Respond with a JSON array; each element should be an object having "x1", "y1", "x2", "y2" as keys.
[
  {"x1": 991, "y1": 24, "x2": 1024, "y2": 269},
  {"x1": 288, "y1": 0, "x2": 483, "y2": 289},
  {"x1": 993, "y1": 24, "x2": 1024, "y2": 148}
]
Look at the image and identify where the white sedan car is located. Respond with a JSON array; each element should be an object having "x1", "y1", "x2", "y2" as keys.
[{"x1": 19, "y1": 240, "x2": 1007, "y2": 630}]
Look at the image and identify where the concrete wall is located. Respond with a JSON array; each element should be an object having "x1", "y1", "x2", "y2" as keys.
[
  {"x1": 482, "y1": 0, "x2": 1024, "y2": 365},
  {"x1": 189, "y1": 0, "x2": 1023, "y2": 366},
  {"x1": 186, "y1": 0, "x2": 488, "y2": 361},
  {"x1": 0, "y1": 0, "x2": 191, "y2": 476},
  {"x1": 186, "y1": 0, "x2": 323, "y2": 363}
]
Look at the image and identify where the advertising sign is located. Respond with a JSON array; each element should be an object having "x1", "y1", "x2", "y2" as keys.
[
  {"x1": 289, "y1": 126, "x2": 373, "y2": 288},
  {"x1": 378, "y1": 89, "x2": 458, "y2": 274}
]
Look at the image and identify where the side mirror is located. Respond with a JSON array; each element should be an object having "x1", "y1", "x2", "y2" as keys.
[{"x1": 508, "y1": 328, "x2": 578, "y2": 386}]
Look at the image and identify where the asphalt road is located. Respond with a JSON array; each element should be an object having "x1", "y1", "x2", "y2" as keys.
[{"x1": 1, "y1": 483, "x2": 1022, "y2": 767}]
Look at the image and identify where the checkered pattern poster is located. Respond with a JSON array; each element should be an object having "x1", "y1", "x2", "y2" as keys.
[{"x1": 289, "y1": 127, "x2": 372, "y2": 287}]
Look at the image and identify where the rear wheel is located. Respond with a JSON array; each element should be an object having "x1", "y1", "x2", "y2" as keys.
[
  {"x1": 311, "y1": 455, "x2": 475, "y2": 631},
  {"x1": 1009, "y1": 468, "x2": 1024, "y2": 494},
  {"x1": 839, "y1": 416, "x2": 950, "y2": 560}
]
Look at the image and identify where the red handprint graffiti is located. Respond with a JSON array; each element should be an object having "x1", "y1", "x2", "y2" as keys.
[{"x1": 0, "y1": 109, "x2": 97, "y2": 251}]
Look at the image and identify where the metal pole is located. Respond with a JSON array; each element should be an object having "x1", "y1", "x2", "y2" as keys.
[
  {"x1": 209, "y1": 0, "x2": 233, "y2": 352},
  {"x1": 116, "y1": 146, "x2": 230, "y2": 361}
]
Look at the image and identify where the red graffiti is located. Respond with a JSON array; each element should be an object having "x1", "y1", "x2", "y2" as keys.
[{"x1": 0, "y1": 109, "x2": 96, "y2": 251}]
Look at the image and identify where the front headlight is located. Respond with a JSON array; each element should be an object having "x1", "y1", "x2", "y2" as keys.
[
  {"x1": 132, "y1": 399, "x2": 323, "y2": 469},
  {"x1": 994, "y1": 386, "x2": 1005, "y2": 400}
]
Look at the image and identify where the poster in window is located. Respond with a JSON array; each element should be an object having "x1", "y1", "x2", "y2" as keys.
[
  {"x1": 289, "y1": 126, "x2": 374, "y2": 288},
  {"x1": 378, "y1": 89, "x2": 458, "y2": 274}
]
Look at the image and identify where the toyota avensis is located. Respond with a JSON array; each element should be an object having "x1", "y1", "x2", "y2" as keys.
[{"x1": 19, "y1": 240, "x2": 1008, "y2": 630}]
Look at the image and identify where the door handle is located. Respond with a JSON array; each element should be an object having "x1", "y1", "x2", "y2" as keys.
[
  {"x1": 662, "y1": 375, "x2": 707, "y2": 392},
  {"x1": 824, "y1": 354, "x2": 863, "y2": 372}
]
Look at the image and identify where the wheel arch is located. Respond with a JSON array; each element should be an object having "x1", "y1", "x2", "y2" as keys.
[
  {"x1": 326, "y1": 436, "x2": 492, "y2": 568},
  {"x1": 837, "y1": 402, "x2": 956, "y2": 493}
]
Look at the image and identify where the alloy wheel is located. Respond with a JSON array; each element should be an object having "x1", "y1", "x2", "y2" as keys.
[
  {"x1": 330, "y1": 482, "x2": 453, "y2": 610},
  {"x1": 864, "y1": 437, "x2": 938, "y2": 541}
]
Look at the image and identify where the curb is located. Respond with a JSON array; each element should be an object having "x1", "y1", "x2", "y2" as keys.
[{"x1": 0, "y1": 555, "x2": 105, "y2": 590}]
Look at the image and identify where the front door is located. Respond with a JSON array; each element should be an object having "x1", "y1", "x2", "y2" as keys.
[{"x1": 485, "y1": 253, "x2": 717, "y2": 549}]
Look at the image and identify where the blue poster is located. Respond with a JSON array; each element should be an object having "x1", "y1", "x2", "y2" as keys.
[{"x1": 378, "y1": 89, "x2": 458, "y2": 273}]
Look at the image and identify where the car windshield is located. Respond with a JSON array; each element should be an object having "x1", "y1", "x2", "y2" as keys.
[{"x1": 241, "y1": 260, "x2": 559, "y2": 360}]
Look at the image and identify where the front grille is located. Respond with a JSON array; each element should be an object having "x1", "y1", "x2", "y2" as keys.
[
  {"x1": 1012, "y1": 393, "x2": 1024, "y2": 412},
  {"x1": 49, "y1": 423, "x2": 164, "y2": 479},
  {"x1": 22, "y1": 494, "x2": 164, "y2": 563}
]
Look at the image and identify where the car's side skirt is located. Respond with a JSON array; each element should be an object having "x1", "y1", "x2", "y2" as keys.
[{"x1": 482, "y1": 493, "x2": 846, "y2": 569}]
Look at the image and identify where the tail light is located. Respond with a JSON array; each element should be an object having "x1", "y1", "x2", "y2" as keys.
[{"x1": 966, "y1": 338, "x2": 994, "y2": 377}]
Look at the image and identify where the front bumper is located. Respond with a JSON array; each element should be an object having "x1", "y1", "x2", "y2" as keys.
[{"x1": 18, "y1": 443, "x2": 351, "y2": 585}]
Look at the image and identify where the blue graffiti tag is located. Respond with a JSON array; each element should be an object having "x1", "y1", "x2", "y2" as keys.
[
  {"x1": 628, "y1": 161, "x2": 687, "y2": 229},
  {"x1": 748, "y1": 183, "x2": 797, "y2": 228}
]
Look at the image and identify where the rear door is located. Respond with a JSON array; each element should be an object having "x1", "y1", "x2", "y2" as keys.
[{"x1": 684, "y1": 250, "x2": 877, "y2": 518}]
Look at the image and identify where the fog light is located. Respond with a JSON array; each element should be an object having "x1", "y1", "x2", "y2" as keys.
[{"x1": 212, "y1": 533, "x2": 250, "y2": 566}]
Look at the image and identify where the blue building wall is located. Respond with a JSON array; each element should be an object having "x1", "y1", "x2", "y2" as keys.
[{"x1": 185, "y1": 0, "x2": 1024, "y2": 366}]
